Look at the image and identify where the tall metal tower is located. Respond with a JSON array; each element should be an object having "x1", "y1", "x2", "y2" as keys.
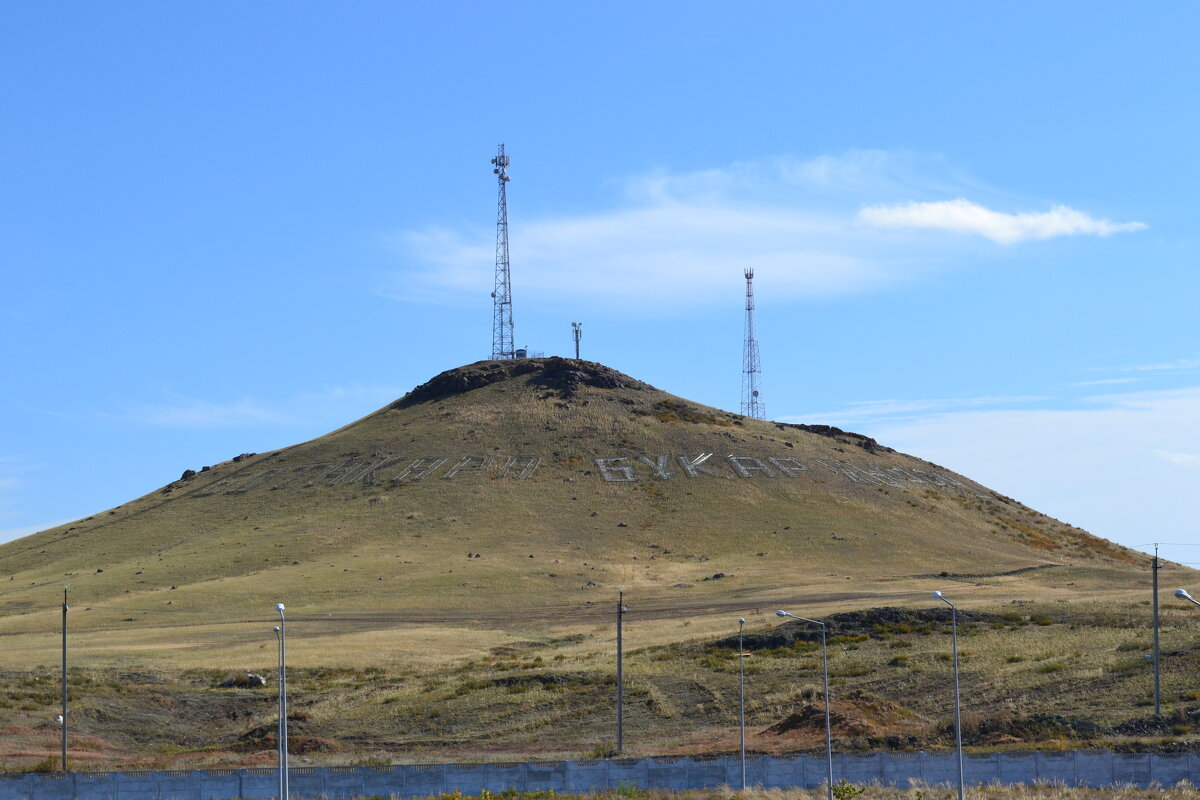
[
  {"x1": 741, "y1": 268, "x2": 765, "y2": 419},
  {"x1": 571, "y1": 322, "x2": 582, "y2": 359},
  {"x1": 490, "y1": 144, "x2": 515, "y2": 360}
]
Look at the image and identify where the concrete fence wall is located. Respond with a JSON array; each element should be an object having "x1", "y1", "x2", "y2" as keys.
[{"x1": 0, "y1": 751, "x2": 1195, "y2": 800}]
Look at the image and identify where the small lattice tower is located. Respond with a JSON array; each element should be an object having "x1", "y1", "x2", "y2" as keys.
[
  {"x1": 490, "y1": 144, "x2": 515, "y2": 360},
  {"x1": 741, "y1": 268, "x2": 765, "y2": 419}
]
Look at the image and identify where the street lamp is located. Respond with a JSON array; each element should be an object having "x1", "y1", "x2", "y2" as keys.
[
  {"x1": 1177, "y1": 588, "x2": 1200, "y2": 609},
  {"x1": 274, "y1": 625, "x2": 283, "y2": 800},
  {"x1": 933, "y1": 591, "x2": 964, "y2": 800},
  {"x1": 738, "y1": 617, "x2": 747, "y2": 790},
  {"x1": 616, "y1": 587, "x2": 628, "y2": 753},
  {"x1": 276, "y1": 604, "x2": 288, "y2": 800},
  {"x1": 61, "y1": 585, "x2": 69, "y2": 773},
  {"x1": 777, "y1": 610, "x2": 833, "y2": 800}
]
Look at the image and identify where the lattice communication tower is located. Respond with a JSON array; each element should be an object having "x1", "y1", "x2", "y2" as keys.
[
  {"x1": 490, "y1": 144, "x2": 515, "y2": 360},
  {"x1": 741, "y1": 268, "x2": 765, "y2": 419}
]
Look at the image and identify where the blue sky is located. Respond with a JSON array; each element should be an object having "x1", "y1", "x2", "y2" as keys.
[{"x1": 2, "y1": 2, "x2": 1197, "y2": 563}]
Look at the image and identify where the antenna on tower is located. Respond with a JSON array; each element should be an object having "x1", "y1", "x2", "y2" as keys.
[
  {"x1": 572, "y1": 322, "x2": 582, "y2": 359},
  {"x1": 490, "y1": 144, "x2": 515, "y2": 360},
  {"x1": 741, "y1": 268, "x2": 765, "y2": 420}
]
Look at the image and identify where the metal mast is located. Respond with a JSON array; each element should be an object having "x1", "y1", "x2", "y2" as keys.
[
  {"x1": 572, "y1": 322, "x2": 582, "y2": 359},
  {"x1": 741, "y1": 268, "x2": 765, "y2": 419},
  {"x1": 490, "y1": 144, "x2": 515, "y2": 360}
]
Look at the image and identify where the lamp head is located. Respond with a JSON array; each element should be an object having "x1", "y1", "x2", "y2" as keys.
[
  {"x1": 273, "y1": 625, "x2": 281, "y2": 632},
  {"x1": 932, "y1": 591, "x2": 943, "y2": 598},
  {"x1": 775, "y1": 609, "x2": 791, "y2": 618},
  {"x1": 1177, "y1": 588, "x2": 1194, "y2": 600},
  {"x1": 738, "y1": 617, "x2": 745, "y2": 624},
  {"x1": 276, "y1": 603, "x2": 285, "y2": 612}
]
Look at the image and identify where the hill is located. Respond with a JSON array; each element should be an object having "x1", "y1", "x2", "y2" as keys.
[
  {"x1": 0, "y1": 357, "x2": 1147, "y2": 665},
  {"x1": 0, "y1": 357, "x2": 1187, "y2": 770}
]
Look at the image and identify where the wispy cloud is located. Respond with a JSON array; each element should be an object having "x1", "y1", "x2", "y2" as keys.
[
  {"x1": 1156, "y1": 450, "x2": 1200, "y2": 468},
  {"x1": 1068, "y1": 377, "x2": 1141, "y2": 387},
  {"x1": 392, "y1": 151, "x2": 1142, "y2": 310},
  {"x1": 125, "y1": 397, "x2": 297, "y2": 429},
  {"x1": 858, "y1": 199, "x2": 1146, "y2": 244},
  {"x1": 1094, "y1": 358, "x2": 1200, "y2": 374},
  {"x1": 0, "y1": 519, "x2": 75, "y2": 546},
  {"x1": 117, "y1": 384, "x2": 404, "y2": 430},
  {"x1": 813, "y1": 386, "x2": 1200, "y2": 550},
  {"x1": 782, "y1": 394, "x2": 1046, "y2": 426}
]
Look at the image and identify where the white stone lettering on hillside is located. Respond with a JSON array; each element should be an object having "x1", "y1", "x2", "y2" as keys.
[
  {"x1": 443, "y1": 456, "x2": 495, "y2": 479},
  {"x1": 497, "y1": 456, "x2": 540, "y2": 479},
  {"x1": 768, "y1": 457, "x2": 809, "y2": 477},
  {"x1": 676, "y1": 454, "x2": 727, "y2": 478},
  {"x1": 728, "y1": 456, "x2": 775, "y2": 478},
  {"x1": 637, "y1": 455, "x2": 675, "y2": 479},
  {"x1": 595, "y1": 458, "x2": 636, "y2": 482},
  {"x1": 184, "y1": 452, "x2": 989, "y2": 499},
  {"x1": 391, "y1": 457, "x2": 447, "y2": 482}
]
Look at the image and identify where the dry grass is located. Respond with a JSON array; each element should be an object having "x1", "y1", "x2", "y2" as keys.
[{"x1": 0, "y1": 360, "x2": 1187, "y2": 771}]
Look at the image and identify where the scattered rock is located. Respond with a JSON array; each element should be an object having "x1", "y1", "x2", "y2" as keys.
[{"x1": 219, "y1": 672, "x2": 268, "y2": 688}]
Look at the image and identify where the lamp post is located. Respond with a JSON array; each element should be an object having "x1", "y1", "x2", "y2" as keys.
[
  {"x1": 616, "y1": 587, "x2": 627, "y2": 753},
  {"x1": 777, "y1": 610, "x2": 832, "y2": 800},
  {"x1": 933, "y1": 591, "x2": 964, "y2": 800},
  {"x1": 738, "y1": 617, "x2": 746, "y2": 790},
  {"x1": 274, "y1": 625, "x2": 283, "y2": 800},
  {"x1": 60, "y1": 585, "x2": 68, "y2": 773},
  {"x1": 276, "y1": 604, "x2": 288, "y2": 800}
]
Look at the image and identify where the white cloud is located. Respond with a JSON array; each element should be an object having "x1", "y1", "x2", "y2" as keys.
[
  {"x1": 782, "y1": 394, "x2": 1047, "y2": 426},
  {"x1": 1068, "y1": 378, "x2": 1141, "y2": 387},
  {"x1": 858, "y1": 198, "x2": 1146, "y2": 244},
  {"x1": 827, "y1": 386, "x2": 1200, "y2": 554},
  {"x1": 1099, "y1": 358, "x2": 1200, "y2": 373},
  {"x1": 1156, "y1": 450, "x2": 1200, "y2": 468},
  {"x1": 127, "y1": 398, "x2": 297, "y2": 429},
  {"x1": 391, "y1": 153, "x2": 1147, "y2": 309},
  {"x1": 118, "y1": 384, "x2": 404, "y2": 430},
  {"x1": 0, "y1": 519, "x2": 74, "y2": 546}
]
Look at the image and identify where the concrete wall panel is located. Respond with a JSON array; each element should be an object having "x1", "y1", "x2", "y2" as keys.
[
  {"x1": 880, "y1": 752, "x2": 920, "y2": 787},
  {"x1": 918, "y1": 752, "x2": 959, "y2": 788},
  {"x1": 562, "y1": 760, "x2": 608, "y2": 793},
  {"x1": 1149, "y1": 754, "x2": 1190, "y2": 787},
  {"x1": 237, "y1": 770, "x2": 277, "y2": 799},
  {"x1": 840, "y1": 754, "x2": 883, "y2": 785},
  {"x1": 399, "y1": 764, "x2": 447, "y2": 797},
  {"x1": 1035, "y1": 752, "x2": 1076, "y2": 785},
  {"x1": 996, "y1": 754, "x2": 1038, "y2": 786},
  {"x1": 683, "y1": 757, "x2": 727, "y2": 790}
]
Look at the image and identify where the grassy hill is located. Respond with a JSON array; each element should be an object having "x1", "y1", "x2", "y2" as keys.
[{"x1": 0, "y1": 357, "x2": 1188, "y2": 770}]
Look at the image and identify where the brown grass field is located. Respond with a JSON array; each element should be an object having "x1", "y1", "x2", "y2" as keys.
[{"x1": 0, "y1": 359, "x2": 1195, "y2": 772}]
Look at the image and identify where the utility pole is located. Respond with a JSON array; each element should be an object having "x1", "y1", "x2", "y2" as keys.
[
  {"x1": 60, "y1": 585, "x2": 68, "y2": 772},
  {"x1": 738, "y1": 617, "x2": 746, "y2": 790},
  {"x1": 490, "y1": 144, "x2": 515, "y2": 360},
  {"x1": 1153, "y1": 545, "x2": 1161, "y2": 716},
  {"x1": 741, "y1": 268, "x2": 765, "y2": 419},
  {"x1": 572, "y1": 322, "x2": 582, "y2": 359},
  {"x1": 616, "y1": 586, "x2": 628, "y2": 753}
]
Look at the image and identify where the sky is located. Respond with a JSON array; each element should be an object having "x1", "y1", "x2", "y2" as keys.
[{"x1": 2, "y1": 3, "x2": 1197, "y2": 565}]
